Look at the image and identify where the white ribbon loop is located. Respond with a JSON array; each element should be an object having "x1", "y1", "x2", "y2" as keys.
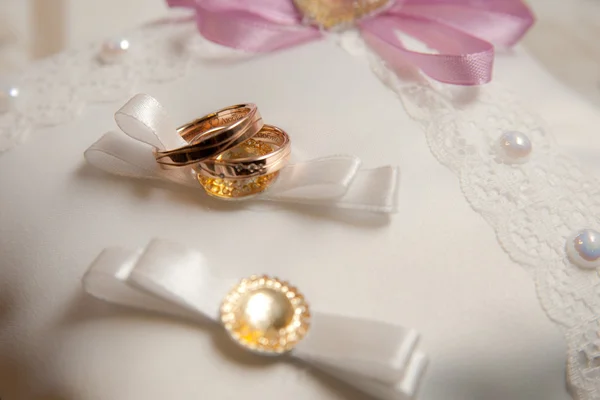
[
  {"x1": 82, "y1": 239, "x2": 428, "y2": 400},
  {"x1": 83, "y1": 94, "x2": 400, "y2": 213},
  {"x1": 114, "y1": 93, "x2": 185, "y2": 149}
]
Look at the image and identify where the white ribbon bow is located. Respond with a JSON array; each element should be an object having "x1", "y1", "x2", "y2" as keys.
[
  {"x1": 84, "y1": 94, "x2": 400, "y2": 213},
  {"x1": 83, "y1": 238, "x2": 428, "y2": 400}
]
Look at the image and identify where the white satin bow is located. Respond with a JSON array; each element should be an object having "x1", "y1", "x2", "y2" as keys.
[
  {"x1": 84, "y1": 94, "x2": 400, "y2": 213},
  {"x1": 83, "y1": 238, "x2": 428, "y2": 400}
]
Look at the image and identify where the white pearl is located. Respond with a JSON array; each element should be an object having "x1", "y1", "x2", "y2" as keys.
[
  {"x1": 566, "y1": 229, "x2": 600, "y2": 269},
  {"x1": 98, "y1": 38, "x2": 130, "y2": 64},
  {"x1": 496, "y1": 131, "x2": 532, "y2": 164},
  {"x1": 0, "y1": 86, "x2": 20, "y2": 114}
]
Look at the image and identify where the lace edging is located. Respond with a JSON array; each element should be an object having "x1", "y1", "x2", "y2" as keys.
[
  {"x1": 0, "y1": 21, "x2": 240, "y2": 153},
  {"x1": 342, "y1": 33, "x2": 600, "y2": 400}
]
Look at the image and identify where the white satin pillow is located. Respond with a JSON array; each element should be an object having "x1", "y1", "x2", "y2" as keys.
[{"x1": 0, "y1": 27, "x2": 597, "y2": 400}]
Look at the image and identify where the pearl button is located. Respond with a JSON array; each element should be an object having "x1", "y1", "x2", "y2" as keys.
[
  {"x1": 98, "y1": 38, "x2": 130, "y2": 64},
  {"x1": 0, "y1": 86, "x2": 19, "y2": 114},
  {"x1": 236, "y1": 289, "x2": 294, "y2": 334},
  {"x1": 496, "y1": 131, "x2": 532, "y2": 164},
  {"x1": 221, "y1": 275, "x2": 310, "y2": 355},
  {"x1": 566, "y1": 229, "x2": 600, "y2": 269}
]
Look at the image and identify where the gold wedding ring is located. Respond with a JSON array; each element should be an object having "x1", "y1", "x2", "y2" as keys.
[
  {"x1": 196, "y1": 125, "x2": 290, "y2": 180},
  {"x1": 155, "y1": 104, "x2": 291, "y2": 200},
  {"x1": 196, "y1": 125, "x2": 290, "y2": 200},
  {"x1": 220, "y1": 275, "x2": 311, "y2": 355},
  {"x1": 155, "y1": 104, "x2": 264, "y2": 167}
]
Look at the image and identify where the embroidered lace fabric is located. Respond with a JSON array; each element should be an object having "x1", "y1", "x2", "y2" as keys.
[
  {"x1": 1, "y1": 19, "x2": 598, "y2": 399},
  {"x1": 0, "y1": 21, "x2": 238, "y2": 152},
  {"x1": 340, "y1": 34, "x2": 600, "y2": 400}
]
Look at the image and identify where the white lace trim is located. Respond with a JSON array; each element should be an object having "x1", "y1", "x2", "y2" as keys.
[
  {"x1": 0, "y1": 20, "x2": 238, "y2": 153},
  {"x1": 1, "y1": 19, "x2": 598, "y2": 399},
  {"x1": 339, "y1": 33, "x2": 600, "y2": 400}
]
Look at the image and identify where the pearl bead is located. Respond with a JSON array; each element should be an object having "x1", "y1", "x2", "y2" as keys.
[
  {"x1": 98, "y1": 38, "x2": 130, "y2": 64},
  {"x1": 0, "y1": 86, "x2": 20, "y2": 114},
  {"x1": 496, "y1": 131, "x2": 532, "y2": 164},
  {"x1": 566, "y1": 229, "x2": 600, "y2": 269},
  {"x1": 236, "y1": 289, "x2": 294, "y2": 334}
]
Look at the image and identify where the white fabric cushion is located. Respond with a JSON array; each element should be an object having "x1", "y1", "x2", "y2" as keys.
[{"x1": 1, "y1": 24, "x2": 599, "y2": 399}]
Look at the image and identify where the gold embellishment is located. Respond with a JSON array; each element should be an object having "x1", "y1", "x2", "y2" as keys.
[
  {"x1": 220, "y1": 275, "x2": 311, "y2": 354},
  {"x1": 294, "y1": 0, "x2": 392, "y2": 29},
  {"x1": 197, "y1": 173, "x2": 279, "y2": 200}
]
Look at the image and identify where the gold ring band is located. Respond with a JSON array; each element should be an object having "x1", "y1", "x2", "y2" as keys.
[
  {"x1": 195, "y1": 125, "x2": 291, "y2": 180},
  {"x1": 155, "y1": 104, "x2": 263, "y2": 166},
  {"x1": 195, "y1": 126, "x2": 291, "y2": 200}
]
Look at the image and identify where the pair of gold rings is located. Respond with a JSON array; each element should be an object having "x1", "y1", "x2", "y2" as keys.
[{"x1": 155, "y1": 104, "x2": 290, "y2": 200}]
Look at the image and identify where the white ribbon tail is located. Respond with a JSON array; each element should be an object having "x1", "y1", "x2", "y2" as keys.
[
  {"x1": 295, "y1": 314, "x2": 421, "y2": 383},
  {"x1": 82, "y1": 239, "x2": 427, "y2": 399},
  {"x1": 334, "y1": 165, "x2": 399, "y2": 213},
  {"x1": 84, "y1": 132, "x2": 199, "y2": 187},
  {"x1": 266, "y1": 155, "x2": 362, "y2": 199},
  {"x1": 314, "y1": 351, "x2": 428, "y2": 400},
  {"x1": 263, "y1": 156, "x2": 400, "y2": 213},
  {"x1": 295, "y1": 313, "x2": 428, "y2": 399}
]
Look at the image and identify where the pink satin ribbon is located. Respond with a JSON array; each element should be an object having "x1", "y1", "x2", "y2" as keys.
[{"x1": 167, "y1": 0, "x2": 534, "y2": 85}]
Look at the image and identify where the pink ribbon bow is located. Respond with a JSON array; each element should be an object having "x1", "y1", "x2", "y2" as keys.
[{"x1": 168, "y1": 0, "x2": 534, "y2": 85}]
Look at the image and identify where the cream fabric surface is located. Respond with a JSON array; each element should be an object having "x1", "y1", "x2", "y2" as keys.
[
  {"x1": 524, "y1": 0, "x2": 600, "y2": 108},
  {"x1": 1, "y1": 29, "x2": 598, "y2": 399}
]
